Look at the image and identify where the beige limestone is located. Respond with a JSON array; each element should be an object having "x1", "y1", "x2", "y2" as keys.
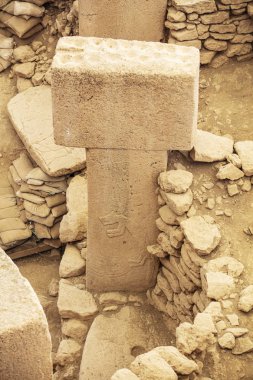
[
  {"x1": 52, "y1": 37, "x2": 199, "y2": 151},
  {"x1": 79, "y1": 0, "x2": 167, "y2": 42},
  {"x1": 59, "y1": 244, "x2": 86, "y2": 278},
  {"x1": 85, "y1": 149, "x2": 164, "y2": 291},
  {"x1": 60, "y1": 174, "x2": 87, "y2": 243},
  {"x1": 153, "y1": 346, "x2": 198, "y2": 375},
  {"x1": 0, "y1": 248, "x2": 52, "y2": 379},
  {"x1": 172, "y1": 0, "x2": 217, "y2": 14},
  {"x1": 79, "y1": 306, "x2": 172, "y2": 380},
  {"x1": 111, "y1": 369, "x2": 140, "y2": 380},
  {"x1": 7, "y1": 86, "x2": 86, "y2": 176},
  {"x1": 234, "y1": 141, "x2": 253, "y2": 176}
]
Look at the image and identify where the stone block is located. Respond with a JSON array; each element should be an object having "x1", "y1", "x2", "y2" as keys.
[
  {"x1": 79, "y1": 0, "x2": 167, "y2": 42},
  {"x1": 52, "y1": 37, "x2": 199, "y2": 152},
  {"x1": 85, "y1": 148, "x2": 166, "y2": 291},
  {"x1": 0, "y1": 248, "x2": 52, "y2": 380}
]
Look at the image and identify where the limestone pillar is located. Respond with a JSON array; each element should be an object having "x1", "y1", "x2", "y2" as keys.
[
  {"x1": 52, "y1": 37, "x2": 199, "y2": 291},
  {"x1": 79, "y1": 0, "x2": 168, "y2": 42}
]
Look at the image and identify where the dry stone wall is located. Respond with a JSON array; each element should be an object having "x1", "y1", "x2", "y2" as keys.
[{"x1": 165, "y1": 0, "x2": 253, "y2": 67}]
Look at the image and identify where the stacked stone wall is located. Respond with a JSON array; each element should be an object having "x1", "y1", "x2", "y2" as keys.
[{"x1": 165, "y1": 0, "x2": 253, "y2": 67}]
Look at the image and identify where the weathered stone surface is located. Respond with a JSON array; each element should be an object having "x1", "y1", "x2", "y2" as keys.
[
  {"x1": 167, "y1": 7, "x2": 186, "y2": 22},
  {"x1": 203, "y1": 257, "x2": 244, "y2": 278},
  {"x1": 204, "y1": 38, "x2": 228, "y2": 51},
  {"x1": 52, "y1": 37, "x2": 199, "y2": 152},
  {"x1": 60, "y1": 174, "x2": 88, "y2": 243},
  {"x1": 48, "y1": 278, "x2": 59, "y2": 297},
  {"x1": 234, "y1": 141, "x2": 253, "y2": 176},
  {"x1": 226, "y1": 43, "x2": 252, "y2": 57},
  {"x1": 57, "y1": 280, "x2": 98, "y2": 320},
  {"x1": 59, "y1": 244, "x2": 86, "y2": 278},
  {"x1": 237, "y1": 19, "x2": 253, "y2": 34},
  {"x1": 13, "y1": 62, "x2": 35, "y2": 78},
  {"x1": 232, "y1": 337, "x2": 253, "y2": 355},
  {"x1": 226, "y1": 328, "x2": 249, "y2": 337},
  {"x1": 99, "y1": 292, "x2": 128, "y2": 306},
  {"x1": 172, "y1": 0, "x2": 217, "y2": 14},
  {"x1": 61, "y1": 319, "x2": 89, "y2": 342},
  {"x1": 194, "y1": 313, "x2": 217, "y2": 334},
  {"x1": 171, "y1": 27, "x2": 198, "y2": 41},
  {"x1": 238, "y1": 285, "x2": 253, "y2": 312},
  {"x1": 200, "y1": 49, "x2": 216, "y2": 65},
  {"x1": 79, "y1": 306, "x2": 172, "y2": 380},
  {"x1": 203, "y1": 302, "x2": 223, "y2": 321},
  {"x1": 13, "y1": 45, "x2": 35, "y2": 62},
  {"x1": 153, "y1": 346, "x2": 198, "y2": 375},
  {"x1": 130, "y1": 351, "x2": 178, "y2": 380},
  {"x1": 0, "y1": 248, "x2": 52, "y2": 380},
  {"x1": 158, "y1": 170, "x2": 193, "y2": 194},
  {"x1": 201, "y1": 11, "x2": 229, "y2": 24},
  {"x1": 210, "y1": 24, "x2": 236, "y2": 33},
  {"x1": 111, "y1": 369, "x2": 140, "y2": 380},
  {"x1": 79, "y1": 0, "x2": 168, "y2": 42},
  {"x1": 190, "y1": 130, "x2": 233, "y2": 162},
  {"x1": 16, "y1": 77, "x2": 33, "y2": 93},
  {"x1": 7, "y1": 86, "x2": 86, "y2": 176},
  {"x1": 159, "y1": 205, "x2": 185, "y2": 225},
  {"x1": 218, "y1": 333, "x2": 235, "y2": 349},
  {"x1": 176, "y1": 322, "x2": 215, "y2": 355},
  {"x1": 216, "y1": 163, "x2": 244, "y2": 180},
  {"x1": 161, "y1": 189, "x2": 193, "y2": 216},
  {"x1": 55, "y1": 338, "x2": 82, "y2": 366},
  {"x1": 180, "y1": 216, "x2": 221, "y2": 255},
  {"x1": 203, "y1": 271, "x2": 235, "y2": 300},
  {"x1": 248, "y1": 3, "x2": 253, "y2": 16}
]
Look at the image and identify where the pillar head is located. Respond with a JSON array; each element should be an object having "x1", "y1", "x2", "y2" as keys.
[{"x1": 52, "y1": 36, "x2": 199, "y2": 152}]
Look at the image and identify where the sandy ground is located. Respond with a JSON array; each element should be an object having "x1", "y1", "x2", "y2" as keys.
[{"x1": 0, "y1": 59, "x2": 253, "y2": 376}]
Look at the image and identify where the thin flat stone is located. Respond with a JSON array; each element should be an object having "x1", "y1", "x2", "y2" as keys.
[{"x1": 7, "y1": 86, "x2": 86, "y2": 177}]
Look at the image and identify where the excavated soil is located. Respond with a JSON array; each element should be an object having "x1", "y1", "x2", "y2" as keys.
[{"x1": 0, "y1": 59, "x2": 253, "y2": 377}]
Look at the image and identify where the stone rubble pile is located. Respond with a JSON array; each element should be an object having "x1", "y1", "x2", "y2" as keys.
[
  {"x1": 7, "y1": 151, "x2": 68, "y2": 248},
  {"x1": 166, "y1": 0, "x2": 253, "y2": 67}
]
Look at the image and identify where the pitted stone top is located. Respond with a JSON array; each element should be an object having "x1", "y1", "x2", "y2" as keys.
[
  {"x1": 53, "y1": 36, "x2": 199, "y2": 77},
  {"x1": 52, "y1": 36, "x2": 199, "y2": 151}
]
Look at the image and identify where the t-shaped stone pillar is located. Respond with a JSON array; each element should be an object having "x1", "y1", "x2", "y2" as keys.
[{"x1": 52, "y1": 37, "x2": 199, "y2": 292}]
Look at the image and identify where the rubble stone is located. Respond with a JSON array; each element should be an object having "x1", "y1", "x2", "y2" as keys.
[
  {"x1": 171, "y1": 0, "x2": 217, "y2": 14},
  {"x1": 161, "y1": 189, "x2": 193, "y2": 216},
  {"x1": 55, "y1": 338, "x2": 82, "y2": 366},
  {"x1": 190, "y1": 130, "x2": 233, "y2": 162},
  {"x1": 232, "y1": 337, "x2": 253, "y2": 355},
  {"x1": 203, "y1": 272, "x2": 235, "y2": 300},
  {"x1": 181, "y1": 216, "x2": 221, "y2": 255},
  {"x1": 130, "y1": 351, "x2": 178, "y2": 380},
  {"x1": 62, "y1": 319, "x2": 89, "y2": 342},
  {"x1": 59, "y1": 244, "x2": 86, "y2": 278},
  {"x1": 234, "y1": 141, "x2": 253, "y2": 176},
  {"x1": 203, "y1": 257, "x2": 244, "y2": 278},
  {"x1": 176, "y1": 322, "x2": 216, "y2": 355},
  {"x1": 57, "y1": 280, "x2": 98, "y2": 320},
  {"x1": 153, "y1": 346, "x2": 198, "y2": 375},
  {"x1": 238, "y1": 285, "x2": 253, "y2": 312},
  {"x1": 218, "y1": 332, "x2": 235, "y2": 349},
  {"x1": 158, "y1": 170, "x2": 193, "y2": 194},
  {"x1": 216, "y1": 163, "x2": 244, "y2": 180},
  {"x1": 194, "y1": 313, "x2": 217, "y2": 334}
]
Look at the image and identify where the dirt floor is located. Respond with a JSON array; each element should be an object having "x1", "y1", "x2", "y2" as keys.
[{"x1": 0, "y1": 58, "x2": 253, "y2": 377}]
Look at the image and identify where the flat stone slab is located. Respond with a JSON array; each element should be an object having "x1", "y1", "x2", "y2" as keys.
[
  {"x1": 79, "y1": 305, "x2": 172, "y2": 380},
  {"x1": 7, "y1": 85, "x2": 86, "y2": 177},
  {"x1": 0, "y1": 248, "x2": 52, "y2": 380}
]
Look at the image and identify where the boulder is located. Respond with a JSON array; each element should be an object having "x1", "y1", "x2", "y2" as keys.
[
  {"x1": 130, "y1": 351, "x2": 178, "y2": 380},
  {"x1": 161, "y1": 189, "x2": 193, "y2": 216},
  {"x1": 180, "y1": 216, "x2": 221, "y2": 255},
  {"x1": 158, "y1": 170, "x2": 193, "y2": 194},
  {"x1": 190, "y1": 130, "x2": 233, "y2": 162},
  {"x1": 59, "y1": 244, "x2": 86, "y2": 278},
  {"x1": 153, "y1": 346, "x2": 198, "y2": 375},
  {"x1": 202, "y1": 271, "x2": 235, "y2": 300},
  {"x1": 57, "y1": 280, "x2": 98, "y2": 320},
  {"x1": 176, "y1": 322, "x2": 216, "y2": 355}
]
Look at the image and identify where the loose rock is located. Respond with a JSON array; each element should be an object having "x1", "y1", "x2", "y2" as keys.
[
  {"x1": 238, "y1": 285, "x2": 253, "y2": 312},
  {"x1": 158, "y1": 170, "x2": 193, "y2": 194}
]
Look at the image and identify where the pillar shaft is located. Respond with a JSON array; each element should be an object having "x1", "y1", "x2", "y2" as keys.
[{"x1": 86, "y1": 148, "x2": 167, "y2": 291}]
